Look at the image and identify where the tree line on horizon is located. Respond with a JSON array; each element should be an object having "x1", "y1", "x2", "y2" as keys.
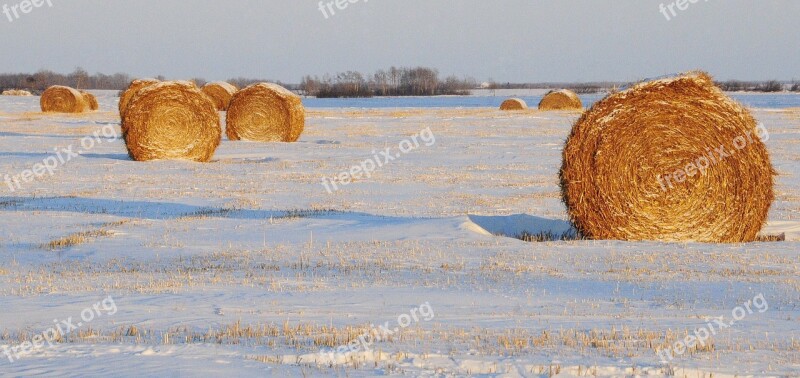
[
  {"x1": 0, "y1": 68, "x2": 288, "y2": 95},
  {"x1": 0, "y1": 67, "x2": 797, "y2": 95},
  {"x1": 300, "y1": 67, "x2": 476, "y2": 98}
]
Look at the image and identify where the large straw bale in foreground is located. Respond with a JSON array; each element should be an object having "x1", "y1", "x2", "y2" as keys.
[
  {"x1": 123, "y1": 81, "x2": 221, "y2": 162},
  {"x1": 226, "y1": 83, "x2": 305, "y2": 142},
  {"x1": 202, "y1": 82, "x2": 238, "y2": 111},
  {"x1": 119, "y1": 78, "x2": 160, "y2": 118},
  {"x1": 40, "y1": 86, "x2": 89, "y2": 113},
  {"x1": 500, "y1": 98, "x2": 528, "y2": 110},
  {"x1": 539, "y1": 89, "x2": 583, "y2": 110},
  {"x1": 559, "y1": 72, "x2": 774, "y2": 243},
  {"x1": 80, "y1": 91, "x2": 99, "y2": 111}
]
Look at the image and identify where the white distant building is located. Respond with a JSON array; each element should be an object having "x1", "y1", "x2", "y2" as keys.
[{"x1": 480, "y1": 82, "x2": 491, "y2": 89}]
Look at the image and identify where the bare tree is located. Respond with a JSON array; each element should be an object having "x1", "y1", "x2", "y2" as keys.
[{"x1": 70, "y1": 67, "x2": 89, "y2": 89}]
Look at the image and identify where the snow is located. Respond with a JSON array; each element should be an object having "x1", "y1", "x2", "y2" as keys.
[{"x1": 0, "y1": 91, "x2": 799, "y2": 376}]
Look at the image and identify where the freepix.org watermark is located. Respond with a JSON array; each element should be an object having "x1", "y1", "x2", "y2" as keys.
[
  {"x1": 321, "y1": 127, "x2": 436, "y2": 194},
  {"x1": 2, "y1": 0, "x2": 53, "y2": 23},
  {"x1": 317, "y1": 0, "x2": 367, "y2": 19},
  {"x1": 2, "y1": 296, "x2": 118, "y2": 363},
  {"x1": 3, "y1": 124, "x2": 119, "y2": 192},
  {"x1": 659, "y1": 0, "x2": 709, "y2": 21},
  {"x1": 318, "y1": 302, "x2": 435, "y2": 361},
  {"x1": 657, "y1": 293, "x2": 768, "y2": 364},
  {"x1": 656, "y1": 123, "x2": 769, "y2": 192}
]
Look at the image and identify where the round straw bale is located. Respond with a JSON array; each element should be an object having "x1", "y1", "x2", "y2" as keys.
[
  {"x1": 119, "y1": 78, "x2": 160, "y2": 118},
  {"x1": 560, "y1": 72, "x2": 774, "y2": 243},
  {"x1": 80, "y1": 91, "x2": 99, "y2": 111},
  {"x1": 226, "y1": 83, "x2": 305, "y2": 142},
  {"x1": 40, "y1": 86, "x2": 89, "y2": 113},
  {"x1": 202, "y1": 81, "x2": 238, "y2": 111},
  {"x1": 123, "y1": 81, "x2": 221, "y2": 162},
  {"x1": 539, "y1": 89, "x2": 583, "y2": 110},
  {"x1": 500, "y1": 98, "x2": 528, "y2": 110},
  {"x1": 2, "y1": 89, "x2": 33, "y2": 96}
]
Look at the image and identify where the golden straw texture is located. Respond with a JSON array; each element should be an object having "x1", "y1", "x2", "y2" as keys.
[
  {"x1": 119, "y1": 78, "x2": 160, "y2": 118},
  {"x1": 226, "y1": 83, "x2": 305, "y2": 142},
  {"x1": 40, "y1": 86, "x2": 89, "y2": 113},
  {"x1": 123, "y1": 81, "x2": 221, "y2": 162},
  {"x1": 560, "y1": 72, "x2": 774, "y2": 243},
  {"x1": 80, "y1": 91, "x2": 99, "y2": 111},
  {"x1": 202, "y1": 82, "x2": 238, "y2": 111},
  {"x1": 539, "y1": 89, "x2": 583, "y2": 110},
  {"x1": 500, "y1": 98, "x2": 528, "y2": 110}
]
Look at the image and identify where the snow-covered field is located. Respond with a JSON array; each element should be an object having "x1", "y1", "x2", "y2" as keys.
[{"x1": 0, "y1": 92, "x2": 799, "y2": 377}]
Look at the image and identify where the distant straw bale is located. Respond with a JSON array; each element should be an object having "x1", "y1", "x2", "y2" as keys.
[
  {"x1": 40, "y1": 86, "x2": 89, "y2": 113},
  {"x1": 80, "y1": 91, "x2": 99, "y2": 111},
  {"x1": 539, "y1": 89, "x2": 583, "y2": 110},
  {"x1": 226, "y1": 83, "x2": 305, "y2": 142},
  {"x1": 500, "y1": 98, "x2": 528, "y2": 110},
  {"x1": 202, "y1": 82, "x2": 238, "y2": 111},
  {"x1": 2, "y1": 89, "x2": 33, "y2": 96},
  {"x1": 123, "y1": 81, "x2": 221, "y2": 162}
]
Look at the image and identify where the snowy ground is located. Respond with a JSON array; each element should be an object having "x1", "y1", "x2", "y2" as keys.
[{"x1": 0, "y1": 92, "x2": 799, "y2": 377}]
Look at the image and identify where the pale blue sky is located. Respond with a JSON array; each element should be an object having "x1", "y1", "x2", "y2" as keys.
[{"x1": 0, "y1": 0, "x2": 797, "y2": 82}]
